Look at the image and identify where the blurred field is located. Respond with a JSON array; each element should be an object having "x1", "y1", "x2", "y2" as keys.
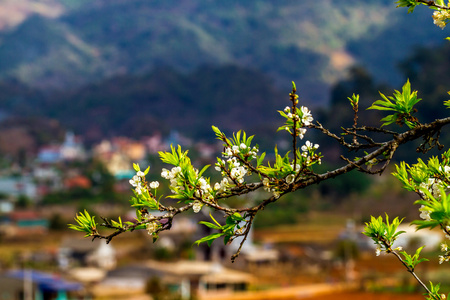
[
  {"x1": 0, "y1": 211, "x2": 445, "y2": 300},
  {"x1": 254, "y1": 212, "x2": 347, "y2": 244},
  {"x1": 309, "y1": 292, "x2": 424, "y2": 300},
  {"x1": 201, "y1": 284, "x2": 424, "y2": 300}
]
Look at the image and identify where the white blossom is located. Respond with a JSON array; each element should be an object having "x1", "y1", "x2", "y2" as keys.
[
  {"x1": 440, "y1": 165, "x2": 450, "y2": 174},
  {"x1": 224, "y1": 147, "x2": 233, "y2": 157},
  {"x1": 135, "y1": 185, "x2": 144, "y2": 195},
  {"x1": 150, "y1": 181, "x2": 159, "y2": 189},
  {"x1": 262, "y1": 177, "x2": 270, "y2": 191},
  {"x1": 419, "y1": 205, "x2": 431, "y2": 221},
  {"x1": 129, "y1": 175, "x2": 140, "y2": 187},
  {"x1": 291, "y1": 164, "x2": 301, "y2": 172},
  {"x1": 198, "y1": 177, "x2": 208, "y2": 188},
  {"x1": 286, "y1": 174, "x2": 295, "y2": 184},
  {"x1": 301, "y1": 140, "x2": 319, "y2": 152},
  {"x1": 375, "y1": 245, "x2": 381, "y2": 256},
  {"x1": 219, "y1": 178, "x2": 230, "y2": 191},
  {"x1": 298, "y1": 128, "x2": 307, "y2": 139},
  {"x1": 161, "y1": 168, "x2": 170, "y2": 179},
  {"x1": 301, "y1": 106, "x2": 313, "y2": 126},
  {"x1": 146, "y1": 222, "x2": 157, "y2": 235},
  {"x1": 193, "y1": 201, "x2": 202, "y2": 213},
  {"x1": 433, "y1": 10, "x2": 450, "y2": 29},
  {"x1": 171, "y1": 166, "x2": 182, "y2": 176},
  {"x1": 214, "y1": 177, "x2": 230, "y2": 192}
]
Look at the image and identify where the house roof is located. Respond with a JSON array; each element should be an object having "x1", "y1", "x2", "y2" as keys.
[
  {"x1": 69, "y1": 267, "x2": 106, "y2": 283},
  {"x1": 64, "y1": 175, "x2": 91, "y2": 189},
  {"x1": 244, "y1": 248, "x2": 279, "y2": 262},
  {"x1": 9, "y1": 210, "x2": 42, "y2": 221},
  {"x1": 145, "y1": 260, "x2": 254, "y2": 283},
  {"x1": 6, "y1": 270, "x2": 82, "y2": 292},
  {"x1": 105, "y1": 264, "x2": 164, "y2": 279}
]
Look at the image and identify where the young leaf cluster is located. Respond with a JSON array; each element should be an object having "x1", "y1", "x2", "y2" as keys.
[
  {"x1": 413, "y1": 187, "x2": 450, "y2": 230},
  {"x1": 68, "y1": 210, "x2": 98, "y2": 237},
  {"x1": 194, "y1": 213, "x2": 246, "y2": 247},
  {"x1": 425, "y1": 282, "x2": 446, "y2": 300},
  {"x1": 368, "y1": 80, "x2": 421, "y2": 128},
  {"x1": 400, "y1": 246, "x2": 429, "y2": 271},
  {"x1": 363, "y1": 215, "x2": 405, "y2": 251},
  {"x1": 393, "y1": 149, "x2": 450, "y2": 192}
]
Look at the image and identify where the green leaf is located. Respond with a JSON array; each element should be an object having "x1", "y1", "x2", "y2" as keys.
[
  {"x1": 212, "y1": 125, "x2": 222, "y2": 137},
  {"x1": 230, "y1": 212, "x2": 245, "y2": 222},
  {"x1": 411, "y1": 219, "x2": 441, "y2": 230},
  {"x1": 367, "y1": 80, "x2": 420, "y2": 128},
  {"x1": 197, "y1": 165, "x2": 210, "y2": 178},
  {"x1": 209, "y1": 213, "x2": 221, "y2": 227},
  {"x1": 194, "y1": 233, "x2": 224, "y2": 247},
  {"x1": 444, "y1": 98, "x2": 450, "y2": 109},
  {"x1": 143, "y1": 166, "x2": 150, "y2": 175},
  {"x1": 348, "y1": 93, "x2": 359, "y2": 109},
  {"x1": 395, "y1": 0, "x2": 419, "y2": 13},
  {"x1": 68, "y1": 210, "x2": 97, "y2": 237},
  {"x1": 257, "y1": 152, "x2": 266, "y2": 167},
  {"x1": 199, "y1": 221, "x2": 221, "y2": 230}
]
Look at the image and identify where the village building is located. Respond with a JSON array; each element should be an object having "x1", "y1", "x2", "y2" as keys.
[
  {"x1": 58, "y1": 237, "x2": 117, "y2": 271},
  {"x1": 94, "y1": 260, "x2": 254, "y2": 300},
  {"x1": 0, "y1": 270, "x2": 86, "y2": 300},
  {"x1": 0, "y1": 210, "x2": 48, "y2": 236},
  {"x1": 59, "y1": 132, "x2": 87, "y2": 162}
]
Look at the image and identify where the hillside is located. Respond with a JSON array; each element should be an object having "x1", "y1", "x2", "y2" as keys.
[
  {"x1": 0, "y1": 1, "x2": 448, "y2": 145},
  {"x1": 0, "y1": 0, "x2": 63, "y2": 30},
  {"x1": 0, "y1": 0, "x2": 447, "y2": 105},
  {"x1": 44, "y1": 65, "x2": 285, "y2": 143}
]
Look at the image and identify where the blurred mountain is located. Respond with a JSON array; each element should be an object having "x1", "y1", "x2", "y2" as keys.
[
  {"x1": 0, "y1": 1, "x2": 447, "y2": 102},
  {"x1": 44, "y1": 65, "x2": 285, "y2": 143},
  {"x1": 0, "y1": 0, "x2": 448, "y2": 142},
  {"x1": 0, "y1": 0, "x2": 64, "y2": 30}
]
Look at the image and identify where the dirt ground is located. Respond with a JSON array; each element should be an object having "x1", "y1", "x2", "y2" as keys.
[{"x1": 308, "y1": 292, "x2": 425, "y2": 300}]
